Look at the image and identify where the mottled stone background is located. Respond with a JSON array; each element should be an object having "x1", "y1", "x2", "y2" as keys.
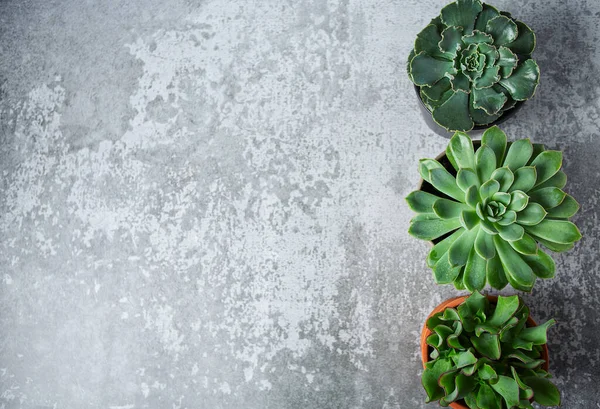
[{"x1": 0, "y1": 0, "x2": 599, "y2": 408}]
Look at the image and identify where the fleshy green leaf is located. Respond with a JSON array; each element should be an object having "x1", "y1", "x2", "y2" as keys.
[
  {"x1": 546, "y1": 194, "x2": 580, "y2": 219},
  {"x1": 517, "y1": 203, "x2": 547, "y2": 226},
  {"x1": 494, "y1": 235, "x2": 535, "y2": 290},
  {"x1": 410, "y1": 52, "x2": 457, "y2": 86},
  {"x1": 481, "y1": 126, "x2": 507, "y2": 166},
  {"x1": 480, "y1": 179, "x2": 501, "y2": 200},
  {"x1": 449, "y1": 226, "x2": 480, "y2": 266},
  {"x1": 434, "y1": 253, "x2": 463, "y2": 284},
  {"x1": 439, "y1": 26, "x2": 464, "y2": 56},
  {"x1": 509, "y1": 166, "x2": 537, "y2": 193},
  {"x1": 485, "y1": 15, "x2": 518, "y2": 46},
  {"x1": 476, "y1": 145, "x2": 497, "y2": 182},
  {"x1": 508, "y1": 190, "x2": 529, "y2": 212},
  {"x1": 448, "y1": 132, "x2": 476, "y2": 169},
  {"x1": 531, "y1": 170, "x2": 567, "y2": 191},
  {"x1": 475, "y1": 3, "x2": 500, "y2": 32},
  {"x1": 490, "y1": 375, "x2": 520, "y2": 408},
  {"x1": 533, "y1": 236, "x2": 575, "y2": 253},
  {"x1": 522, "y1": 377, "x2": 561, "y2": 406},
  {"x1": 464, "y1": 246, "x2": 487, "y2": 291},
  {"x1": 530, "y1": 151, "x2": 563, "y2": 186},
  {"x1": 529, "y1": 187, "x2": 566, "y2": 210},
  {"x1": 419, "y1": 158, "x2": 445, "y2": 184},
  {"x1": 509, "y1": 233, "x2": 538, "y2": 255},
  {"x1": 499, "y1": 59, "x2": 540, "y2": 101},
  {"x1": 471, "y1": 333, "x2": 501, "y2": 360},
  {"x1": 507, "y1": 21, "x2": 536, "y2": 55},
  {"x1": 487, "y1": 295, "x2": 519, "y2": 327},
  {"x1": 457, "y1": 168, "x2": 481, "y2": 191},
  {"x1": 434, "y1": 198, "x2": 471, "y2": 219},
  {"x1": 525, "y1": 219, "x2": 582, "y2": 244},
  {"x1": 451, "y1": 72, "x2": 471, "y2": 92},
  {"x1": 474, "y1": 65, "x2": 501, "y2": 89},
  {"x1": 477, "y1": 384, "x2": 501, "y2": 409},
  {"x1": 470, "y1": 99, "x2": 503, "y2": 126},
  {"x1": 428, "y1": 228, "x2": 464, "y2": 268},
  {"x1": 503, "y1": 139, "x2": 533, "y2": 171},
  {"x1": 440, "y1": 0, "x2": 483, "y2": 34},
  {"x1": 422, "y1": 359, "x2": 453, "y2": 402},
  {"x1": 497, "y1": 46, "x2": 518, "y2": 78},
  {"x1": 406, "y1": 190, "x2": 439, "y2": 213},
  {"x1": 432, "y1": 90, "x2": 475, "y2": 132},
  {"x1": 475, "y1": 228, "x2": 496, "y2": 259},
  {"x1": 415, "y1": 24, "x2": 445, "y2": 58},
  {"x1": 491, "y1": 167, "x2": 514, "y2": 192},
  {"x1": 430, "y1": 168, "x2": 466, "y2": 202},
  {"x1": 462, "y1": 30, "x2": 493, "y2": 45},
  {"x1": 409, "y1": 215, "x2": 462, "y2": 241},
  {"x1": 466, "y1": 185, "x2": 482, "y2": 208},
  {"x1": 496, "y1": 223, "x2": 524, "y2": 241},
  {"x1": 422, "y1": 77, "x2": 453, "y2": 101},
  {"x1": 472, "y1": 86, "x2": 507, "y2": 115},
  {"x1": 519, "y1": 319, "x2": 556, "y2": 345},
  {"x1": 452, "y1": 349, "x2": 478, "y2": 368},
  {"x1": 486, "y1": 254, "x2": 508, "y2": 290},
  {"x1": 497, "y1": 210, "x2": 516, "y2": 226},
  {"x1": 522, "y1": 251, "x2": 555, "y2": 279},
  {"x1": 461, "y1": 210, "x2": 480, "y2": 230}
]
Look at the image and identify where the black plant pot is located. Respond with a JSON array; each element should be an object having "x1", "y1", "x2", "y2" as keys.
[{"x1": 414, "y1": 85, "x2": 524, "y2": 138}]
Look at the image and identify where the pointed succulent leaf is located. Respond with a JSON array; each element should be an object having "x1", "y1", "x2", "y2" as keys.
[
  {"x1": 406, "y1": 190, "x2": 439, "y2": 213},
  {"x1": 508, "y1": 190, "x2": 529, "y2": 212},
  {"x1": 533, "y1": 236, "x2": 575, "y2": 253},
  {"x1": 476, "y1": 145, "x2": 497, "y2": 182},
  {"x1": 503, "y1": 139, "x2": 533, "y2": 171},
  {"x1": 472, "y1": 86, "x2": 507, "y2": 114},
  {"x1": 434, "y1": 198, "x2": 471, "y2": 219},
  {"x1": 449, "y1": 226, "x2": 479, "y2": 266},
  {"x1": 464, "y1": 246, "x2": 487, "y2": 291},
  {"x1": 419, "y1": 158, "x2": 445, "y2": 183},
  {"x1": 507, "y1": 21, "x2": 536, "y2": 55},
  {"x1": 529, "y1": 187, "x2": 566, "y2": 210},
  {"x1": 496, "y1": 222, "x2": 524, "y2": 242},
  {"x1": 530, "y1": 150, "x2": 562, "y2": 186},
  {"x1": 546, "y1": 194, "x2": 579, "y2": 219},
  {"x1": 487, "y1": 295, "x2": 519, "y2": 327},
  {"x1": 491, "y1": 167, "x2": 514, "y2": 192},
  {"x1": 457, "y1": 168, "x2": 480, "y2": 191},
  {"x1": 499, "y1": 59, "x2": 540, "y2": 101},
  {"x1": 522, "y1": 377, "x2": 561, "y2": 406},
  {"x1": 410, "y1": 52, "x2": 457, "y2": 86},
  {"x1": 432, "y1": 90, "x2": 474, "y2": 132},
  {"x1": 480, "y1": 179, "x2": 500, "y2": 200},
  {"x1": 494, "y1": 235, "x2": 535, "y2": 290},
  {"x1": 509, "y1": 166, "x2": 537, "y2": 193},
  {"x1": 427, "y1": 228, "x2": 464, "y2": 268},
  {"x1": 525, "y1": 219, "x2": 582, "y2": 245},
  {"x1": 496, "y1": 210, "x2": 516, "y2": 226},
  {"x1": 466, "y1": 184, "x2": 481, "y2": 208},
  {"x1": 448, "y1": 132, "x2": 476, "y2": 169},
  {"x1": 475, "y1": 228, "x2": 495, "y2": 259},
  {"x1": 522, "y1": 251, "x2": 555, "y2": 279},
  {"x1": 516, "y1": 203, "x2": 547, "y2": 226},
  {"x1": 481, "y1": 126, "x2": 507, "y2": 166},
  {"x1": 519, "y1": 319, "x2": 556, "y2": 345},
  {"x1": 509, "y1": 233, "x2": 538, "y2": 255},
  {"x1": 461, "y1": 210, "x2": 480, "y2": 230},
  {"x1": 485, "y1": 15, "x2": 518, "y2": 46},
  {"x1": 409, "y1": 215, "x2": 462, "y2": 241},
  {"x1": 452, "y1": 349, "x2": 478, "y2": 368},
  {"x1": 429, "y1": 168, "x2": 465, "y2": 202},
  {"x1": 434, "y1": 253, "x2": 463, "y2": 284},
  {"x1": 440, "y1": 0, "x2": 483, "y2": 34},
  {"x1": 477, "y1": 384, "x2": 501, "y2": 409},
  {"x1": 486, "y1": 254, "x2": 508, "y2": 290},
  {"x1": 530, "y1": 170, "x2": 566, "y2": 191}
]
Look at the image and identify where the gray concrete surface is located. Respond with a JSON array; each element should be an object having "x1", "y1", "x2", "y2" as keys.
[{"x1": 1, "y1": 0, "x2": 599, "y2": 408}]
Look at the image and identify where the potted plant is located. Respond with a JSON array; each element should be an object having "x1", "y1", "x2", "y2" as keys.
[
  {"x1": 407, "y1": 0, "x2": 540, "y2": 135},
  {"x1": 421, "y1": 292, "x2": 560, "y2": 408},
  {"x1": 405, "y1": 126, "x2": 581, "y2": 291}
]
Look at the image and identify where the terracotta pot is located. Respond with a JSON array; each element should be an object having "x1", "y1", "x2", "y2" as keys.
[
  {"x1": 420, "y1": 295, "x2": 550, "y2": 409},
  {"x1": 414, "y1": 86, "x2": 524, "y2": 138}
]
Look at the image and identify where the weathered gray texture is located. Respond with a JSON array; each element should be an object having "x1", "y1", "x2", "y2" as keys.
[{"x1": 0, "y1": 0, "x2": 599, "y2": 408}]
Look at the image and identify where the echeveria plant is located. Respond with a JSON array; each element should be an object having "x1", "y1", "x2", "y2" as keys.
[
  {"x1": 423, "y1": 292, "x2": 560, "y2": 408},
  {"x1": 408, "y1": 0, "x2": 539, "y2": 132},
  {"x1": 406, "y1": 127, "x2": 581, "y2": 292}
]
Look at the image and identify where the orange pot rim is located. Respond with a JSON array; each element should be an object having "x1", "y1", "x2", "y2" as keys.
[{"x1": 420, "y1": 295, "x2": 550, "y2": 409}]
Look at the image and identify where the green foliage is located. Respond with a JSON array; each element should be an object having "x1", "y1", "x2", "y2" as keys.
[
  {"x1": 422, "y1": 293, "x2": 560, "y2": 408},
  {"x1": 406, "y1": 127, "x2": 581, "y2": 292},
  {"x1": 408, "y1": 0, "x2": 539, "y2": 131}
]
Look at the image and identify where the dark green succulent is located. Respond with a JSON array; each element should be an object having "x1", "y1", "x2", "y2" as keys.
[
  {"x1": 406, "y1": 127, "x2": 581, "y2": 292},
  {"x1": 408, "y1": 0, "x2": 539, "y2": 132},
  {"x1": 423, "y1": 292, "x2": 559, "y2": 408}
]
